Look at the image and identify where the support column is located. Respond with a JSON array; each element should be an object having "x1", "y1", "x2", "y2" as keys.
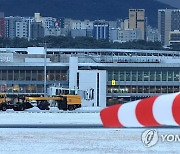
[{"x1": 69, "y1": 57, "x2": 78, "y2": 90}]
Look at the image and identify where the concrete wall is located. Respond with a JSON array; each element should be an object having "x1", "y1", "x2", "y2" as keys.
[{"x1": 78, "y1": 70, "x2": 106, "y2": 107}]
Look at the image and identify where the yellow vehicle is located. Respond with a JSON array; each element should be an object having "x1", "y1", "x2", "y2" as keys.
[
  {"x1": 0, "y1": 94, "x2": 33, "y2": 111},
  {"x1": 0, "y1": 93, "x2": 81, "y2": 111},
  {"x1": 0, "y1": 93, "x2": 7, "y2": 111},
  {"x1": 0, "y1": 93, "x2": 6, "y2": 103},
  {"x1": 25, "y1": 95, "x2": 81, "y2": 111}
]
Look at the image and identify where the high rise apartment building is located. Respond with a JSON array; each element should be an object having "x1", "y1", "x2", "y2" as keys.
[
  {"x1": 129, "y1": 9, "x2": 145, "y2": 40},
  {"x1": 5, "y1": 16, "x2": 34, "y2": 40},
  {"x1": 0, "y1": 12, "x2": 5, "y2": 38},
  {"x1": 30, "y1": 22, "x2": 44, "y2": 39},
  {"x1": 158, "y1": 9, "x2": 180, "y2": 46},
  {"x1": 5, "y1": 16, "x2": 22, "y2": 39},
  {"x1": 16, "y1": 20, "x2": 30, "y2": 39},
  {"x1": 93, "y1": 20, "x2": 109, "y2": 40}
]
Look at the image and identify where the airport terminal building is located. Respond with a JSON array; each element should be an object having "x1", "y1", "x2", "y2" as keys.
[{"x1": 0, "y1": 47, "x2": 180, "y2": 106}]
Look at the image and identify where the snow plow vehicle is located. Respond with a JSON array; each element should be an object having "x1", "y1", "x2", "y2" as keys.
[
  {"x1": 0, "y1": 93, "x2": 8, "y2": 111},
  {"x1": 0, "y1": 94, "x2": 33, "y2": 111},
  {"x1": 0, "y1": 93, "x2": 81, "y2": 111},
  {"x1": 25, "y1": 95, "x2": 81, "y2": 111}
]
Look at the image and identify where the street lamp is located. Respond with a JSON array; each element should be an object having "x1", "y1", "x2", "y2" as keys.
[{"x1": 44, "y1": 44, "x2": 47, "y2": 96}]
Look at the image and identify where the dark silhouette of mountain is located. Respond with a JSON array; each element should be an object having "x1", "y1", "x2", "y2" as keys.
[
  {"x1": 0, "y1": 0, "x2": 174, "y2": 27},
  {"x1": 157, "y1": 0, "x2": 180, "y2": 8}
]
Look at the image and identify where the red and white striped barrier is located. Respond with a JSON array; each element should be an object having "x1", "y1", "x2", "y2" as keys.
[{"x1": 100, "y1": 92, "x2": 180, "y2": 127}]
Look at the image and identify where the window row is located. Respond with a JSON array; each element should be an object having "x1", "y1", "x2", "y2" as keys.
[
  {"x1": 108, "y1": 70, "x2": 180, "y2": 82},
  {"x1": 0, "y1": 70, "x2": 68, "y2": 81},
  {"x1": 107, "y1": 85, "x2": 179, "y2": 94},
  {"x1": 0, "y1": 84, "x2": 44, "y2": 93},
  {"x1": 107, "y1": 97, "x2": 132, "y2": 106}
]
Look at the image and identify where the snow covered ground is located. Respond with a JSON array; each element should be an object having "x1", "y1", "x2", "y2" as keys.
[
  {"x1": 0, "y1": 128, "x2": 180, "y2": 154},
  {"x1": 5, "y1": 107, "x2": 103, "y2": 113},
  {"x1": 0, "y1": 108, "x2": 180, "y2": 153},
  {"x1": 0, "y1": 108, "x2": 101, "y2": 125}
]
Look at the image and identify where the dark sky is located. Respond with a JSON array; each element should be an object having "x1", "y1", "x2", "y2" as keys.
[{"x1": 157, "y1": 0, "x2": 180, "y2": 8}]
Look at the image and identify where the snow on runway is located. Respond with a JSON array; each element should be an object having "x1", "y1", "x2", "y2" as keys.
[
  {"x1": 0, "y1": 108, "x2": 101, "y2": 125},
  {"x1": 0, "y1": 128, "x2": 179, "y2": 154},
  {"x1": 0, "y1": 108, "x2": 180, "y2": 153}
]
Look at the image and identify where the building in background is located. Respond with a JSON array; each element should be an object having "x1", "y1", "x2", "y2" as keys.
[
  {"x1": 3, "y1": 9, "x2": 163, "y2": 43},
  {"x1": 34, "y1": 13, "x2": 58, "y2": 37},
  {"x1": 5, "y1": 13, "x2": 60, "y2": 39},
  {"x1": 0, "y1": 12, "x2": 5, "y2": 38},
  {"x1": 110, "y1": 28, "x2": 142, "y2": 43},
  {"x1": 146, "y1": 26, "x2": 161, "y2": 42},
  {"x1": 42, "y1": 17, "x2": 57, "y2": 36},
  {"x1": 34, "y1": 13, "x2": 43, "y2": 23},
  {"x1": 108, "y1": 20, "x2": 121, "y2": 30},
  {"x1": 108, "y1": 20, "x2": 122, "y2": 41},
  {"x1": 120, "y1": 19, "x2": 129, "y2": 30},
  {"x1": 93, "y1": 20, "x2": 109, "y2": 40},
  {"x1": 6, "y1": 16, "x2": 34, "y2": 40},
  {"x1": 0, "y1": 47, "x2": 180, "y2": 106},
  {"x1": 118, "y1": 29, "x2": 142, "y2": 43},
  {"x1": 30, "y1": 22, "x2": 44, "y2": 39},
  {"x1": 169, "y1": 30, "x2": 180, "y2": 46},
  {"x1": 158, "y1": 9, "x2": 180, "y2": 46},
  {"x1": 45, "y1": 27, "x2": 61, "y2": 36},
  {"x1": 5, "y1": 16, "x2": 22, "y2": 39},
  {"x1": 70, "y1": 20, "x2": 93, "y2": 38},
  {"x1": 16, "y1": 20, "x2": 29, "y2": 38},
  {"x1": 129, "y1": 9, "x2": 146, "y2": 40},
  {"x1": 25, "y1": 17, "x2": 35, "y2": 40},
  {"x1": 58, "y1": 18, "x2": 65, "y2": 28},
  {"x1": 109, "y1": 28, "x2": 119, "y2": 42},
  {"x1": 71, "y1": 29, "x2": 87, "y2": 38}
]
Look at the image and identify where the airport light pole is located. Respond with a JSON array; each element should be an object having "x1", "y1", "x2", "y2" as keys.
[{"x1": 44, "y1": 44, "x2": 47, "y2": 96}]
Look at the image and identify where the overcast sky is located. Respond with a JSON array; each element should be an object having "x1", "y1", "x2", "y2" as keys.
[{"x1": 156, "y1": 0, "x2": 180, "y2": 8}]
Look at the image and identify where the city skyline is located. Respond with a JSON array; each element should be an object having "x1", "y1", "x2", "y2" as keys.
[
  {"x1": 1, "y1": 7, "x2": 180, "y2": 46},
  {"x1": 0, "y1": 0, "x2": 173, "y2": 27}
]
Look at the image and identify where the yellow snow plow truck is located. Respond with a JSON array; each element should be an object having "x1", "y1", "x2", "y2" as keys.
[
  {"x1": 0, "y1": 94, "x2": 81, "y2": 111},
  {"x1": 25, "y1": 95, "x2": 81, "y2": 111},
  {"x1": 0, "y1": 93, "x2": 7, "y2": 111},
  {"x1": 0, "y1": 94, "x2": 33, "y2": 111}
]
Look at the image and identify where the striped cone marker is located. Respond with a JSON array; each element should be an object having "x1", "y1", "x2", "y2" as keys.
[{"x1": 100, "y1": 92, "x2": 180, "y2": 127}]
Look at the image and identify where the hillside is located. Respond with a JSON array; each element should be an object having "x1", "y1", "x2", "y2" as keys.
[
  {"x1": 0, "y1": 0, "x2": 174, "y2": 27},
  {"x1": 157, "y1": 0, "x2": 180, "y2": 8}
]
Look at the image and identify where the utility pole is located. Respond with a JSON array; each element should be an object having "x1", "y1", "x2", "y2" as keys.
[{"x1": 44, "y1": 44, "x2": 47, "y2": 96}]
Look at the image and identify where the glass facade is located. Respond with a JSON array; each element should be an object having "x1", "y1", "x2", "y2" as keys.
[
  {"x1": 1, "y1": 47, "x2": 180, "y2": 107},
  {"x1": 1, "y1": 67, "x2": 180, "y2": 105},
  {"x1": 0, "y1": 70, "x2": 67, "y2": 81},
  {"x1": 171, "y1": 11, "x2": 180, "y2": 31},
  {"x1": 0, "y1": 70, "x2": 68, "y2": 93},
  {"x1": 107, "y1": 69, "x2": 180, "y2": 105},
  {"x1": 159, "y1": 10, "x2": 165, "y2": 45},
  {"x1": 107, "y1": 85, "x2": 179, "y2": 94},
  {"x1": 107, "y1": 70, "x2": 180, "y2": 82}
]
